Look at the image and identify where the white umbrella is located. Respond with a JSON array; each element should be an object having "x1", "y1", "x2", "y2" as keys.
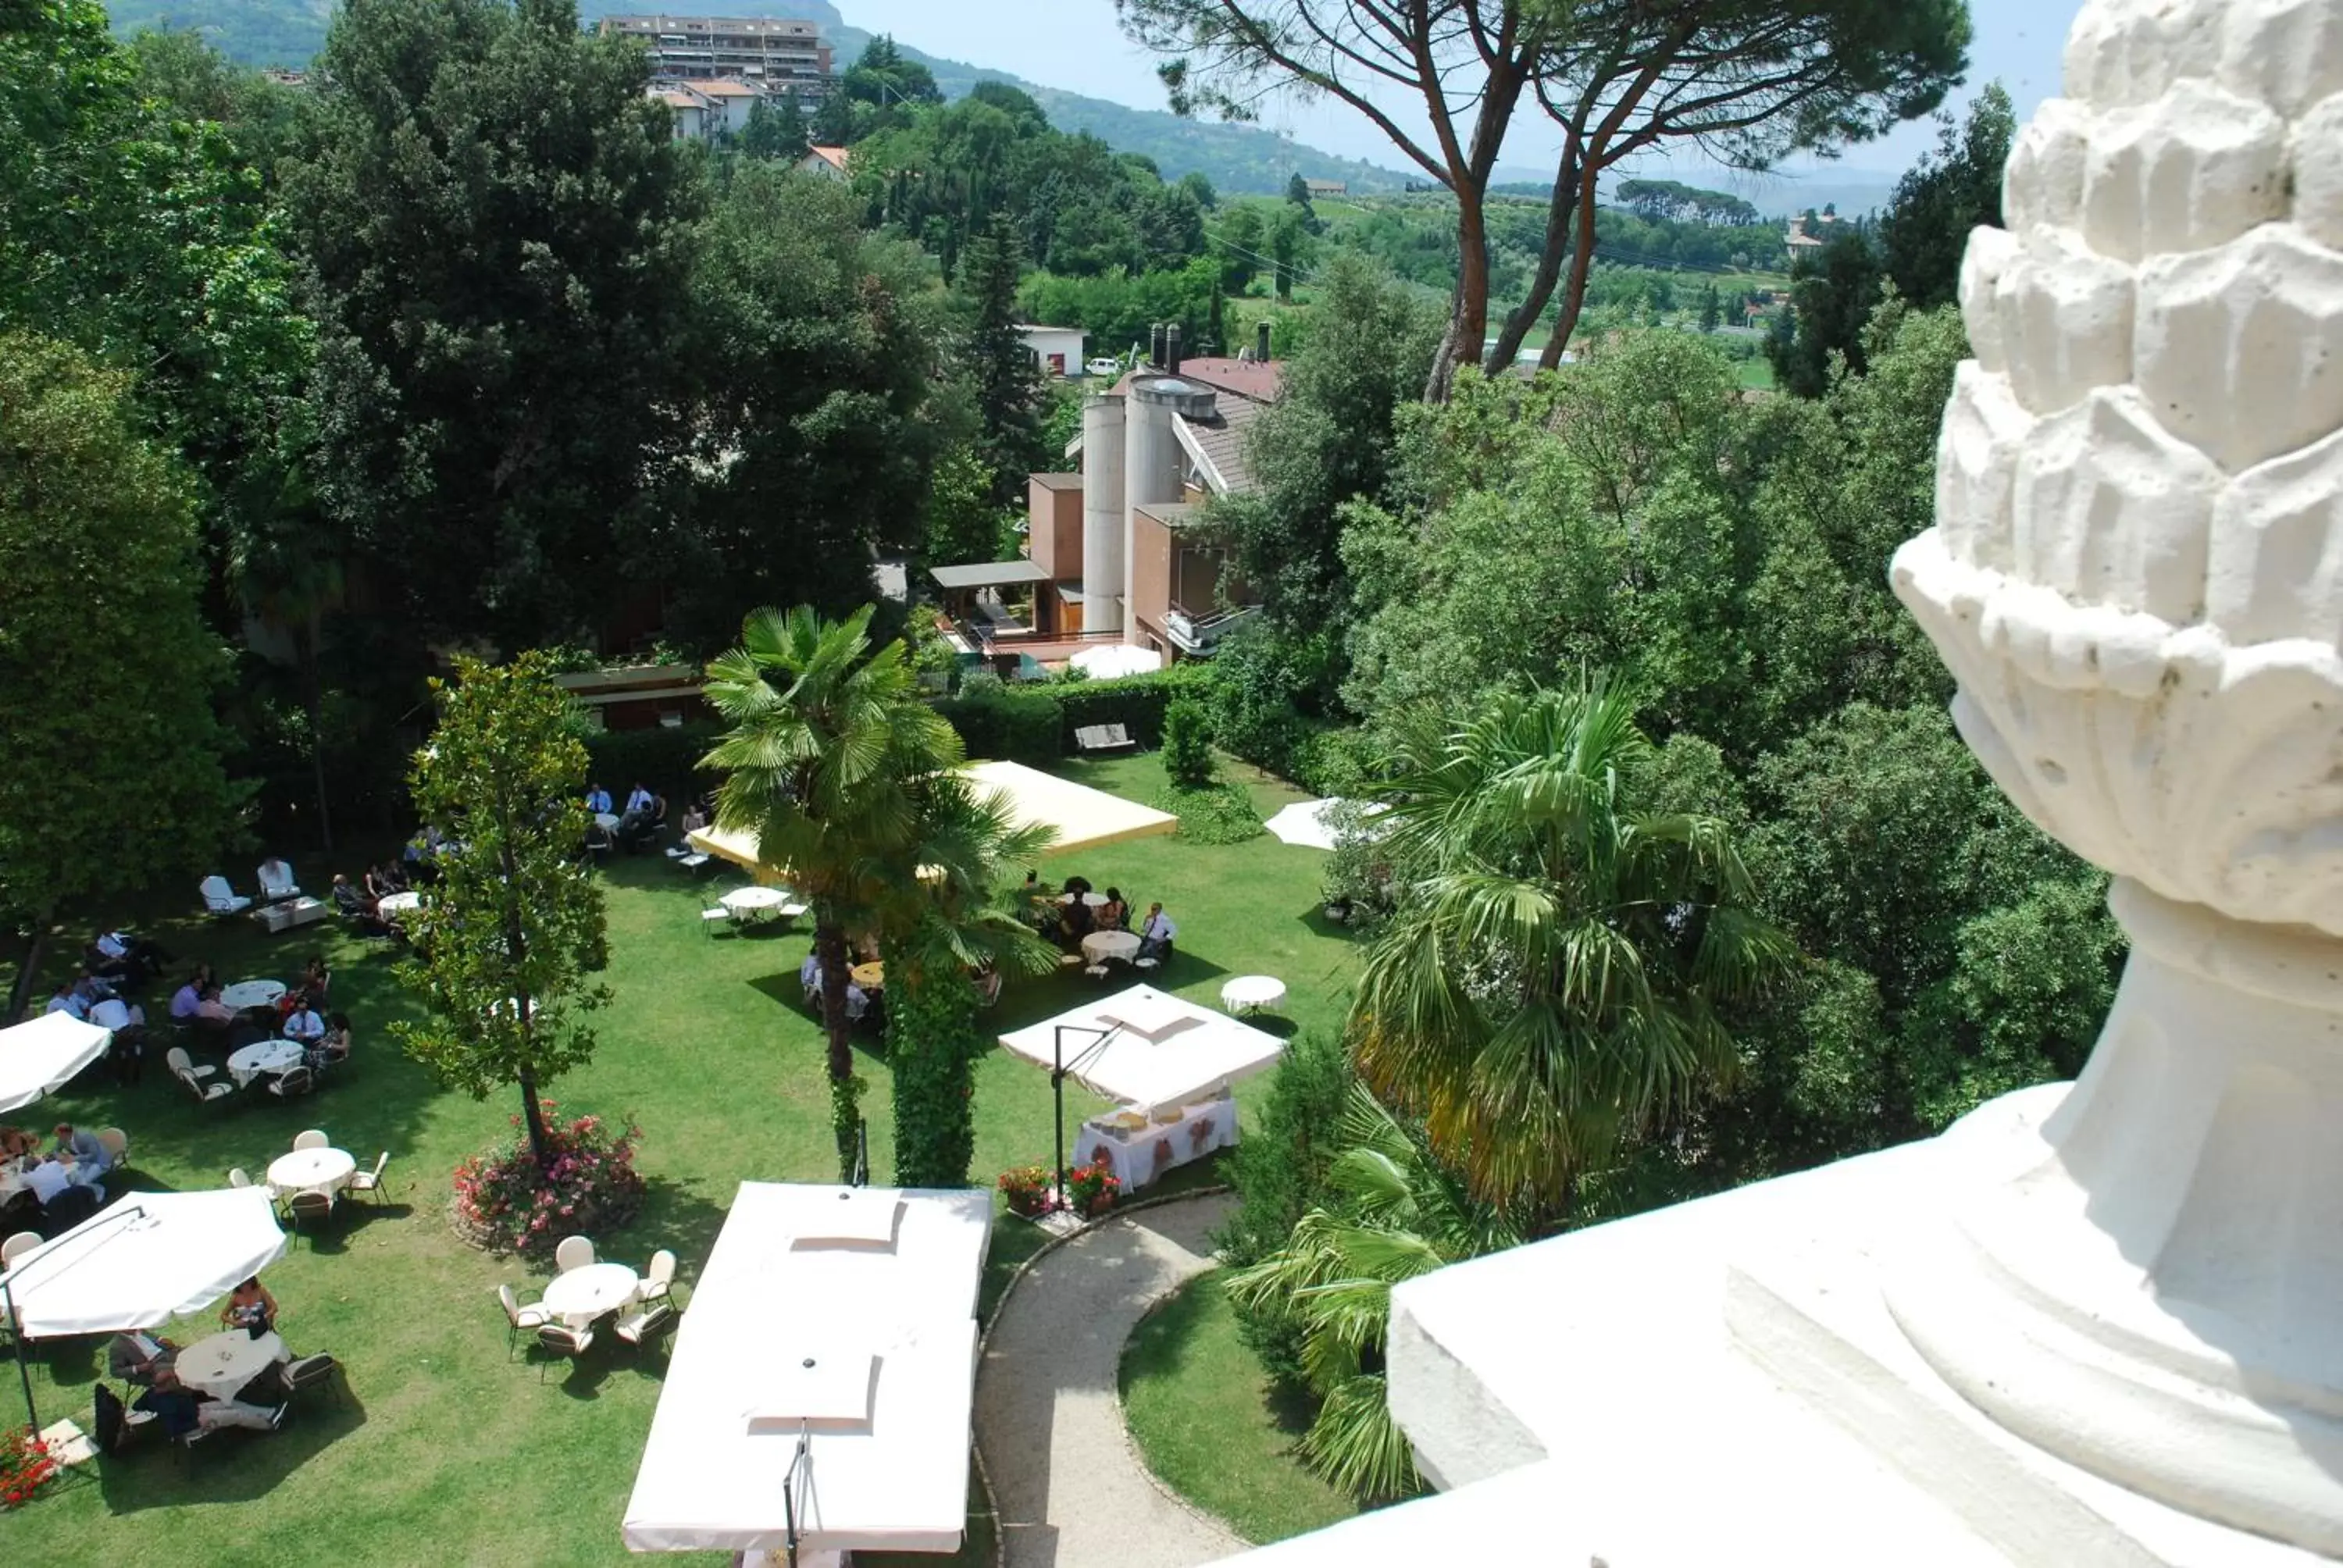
[
  {"x1": 1264, "y1": 798, "x2": 1386, "y2": 852},
  {"x1": 997, "y1": 985, "x2": 1286, "y2": 1112},
  {"x1": 1068, "y1": 643, "x2": 1163, "y2": 679},
  {"x1": 0, "y1": 1010, "x2": 112, "y2": 1114}
]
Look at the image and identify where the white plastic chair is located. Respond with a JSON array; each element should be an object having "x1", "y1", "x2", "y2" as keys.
[
  {"x1": 699, "y1": 901, "x2": 733, "y2": 937},
  {"x1": 257, "y1": 861, "x2": 300, "y2": 901},
  {"x1": 199, "y1": 875, "x2": 252, "y2": 915},
  {"x1": 554, "y1": 1235, "x2": 595, "y2": 1274},
  {"x1": 640, "y1": 1249, "x2": 677, "y2": 1303},
  {"x1": 166, "y1": 1046, "x2": 216, "y2": 1082},
  {"x1": 497, "y1": 1283, "x2": 548, "y2": 1354},
  {"x1": 349, "y1": 1150, "x2": 390, "y2": 1203},
  {"x1": 293, "y1": 1129, "x2": 329, "y2": 1151},
  {"x1": 227, "y1": 1167, "x2": 252, "y2": 1188},
  {"x1": 96, "y1": 1128, "x2": 127, "y2": 1165},
  {"x1": 2, "y1": 1231, "x2": 39, "y2": 1267}
]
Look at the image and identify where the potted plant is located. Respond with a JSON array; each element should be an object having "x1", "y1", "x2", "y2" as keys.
[
  {"x1": 1065, "y1": 1163, "x2": 1122, "y2": 1219},
  {"x1": 997, "y1": 1164, "x2": 1053, "y2": 1218}
]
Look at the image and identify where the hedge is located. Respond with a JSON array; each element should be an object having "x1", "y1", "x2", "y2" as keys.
[
  {"x1": 581, "y1": 721, "x2": 727, "y2": 804},
  {"x1": 933, "y1": 664, "x2": 1221, "y2": 763},
  {"x1": 931, "y1": 686, "x2": 1061, "y2": 766}
]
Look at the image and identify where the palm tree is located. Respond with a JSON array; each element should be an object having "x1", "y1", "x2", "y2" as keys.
[
  {"x1": 1350, "y1": 681, "x2": 1794, "y2": 1217},
  {"x1": 879, "y1": 772, "x2": 1061, "y2": 1186},
  {"x1": 1224, "y1": 1085, "x2": 1521, "y2": 1501},
  {"x1": 701, "y1": 604, "x2": 958, "y2": 1180}
]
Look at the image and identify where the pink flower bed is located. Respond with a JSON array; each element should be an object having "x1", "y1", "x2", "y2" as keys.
[{"x1": 450, "y1": 1100, "x2": 646, "y2": 1260}]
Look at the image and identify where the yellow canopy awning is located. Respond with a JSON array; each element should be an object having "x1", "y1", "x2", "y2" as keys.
[{"x1": 685, "y1": 759, "x2": 1176, "y2": 879}]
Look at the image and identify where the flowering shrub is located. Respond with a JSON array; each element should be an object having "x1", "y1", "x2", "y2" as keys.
[
  {"x1": 1065, "y1": 1163, "x2": 1122, "y2": 1218},
  {"x1": 997, "y1": 1164, "x2": 1053, "y2": 1218},
  {"x1": 1, "y1": 1427, "x2": 57, "y2": 1509},
  {"x1": 450, "y1": 1101, "x2": 646, "y2": 1260}
]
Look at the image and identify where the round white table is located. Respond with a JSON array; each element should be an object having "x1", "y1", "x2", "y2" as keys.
[
  {"x1": 376, "y1": 890, "x2": 421, "y2": 915},
  {"x1": 1221, "y1": 975, "x2": 1289, "y2": 1014},
  {"x1": 219, "y1": 979, "x2": 285, "y2": 1012},
  {"x1": 1058, "y1": 891, "x2": 1108, "y2": 907},
  {"x1": 227, "y1": 1039, "x2": 305, "y2": 1085},
  {"x1": 179, "y1": 1329, "x2": 289, "y2": 1401},
  {"x1": 267, "y1": 1146, "x2": 356, "y2": 1196},
  {"x1": 1082, "y1": 930, "x2": 1142, "y2": 964},
  {"x1": 721, "y1": 886, "x2": 792, "y2": 915},
  {"x1": 540, "y1": 1262, "x2": 640, "y2": 1325}
]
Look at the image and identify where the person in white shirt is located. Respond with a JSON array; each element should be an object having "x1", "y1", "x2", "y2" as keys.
[
  {"x1": 44, "y1": 982, "x2": 87, "y2": 1019},
  {"x1": 88, "y1": 996, "x2": 144, "y2": 1032},
  {"x1": 585, "y1": 784, "x2": 612, "y2": 815},
  {"x1": 1138, "y1": 903, "x2": 1178, "y2": 963},
  {"x1": 283, "y1": 1000, "x2": 326, "y2": 1045},
  {"x1": 625, "y1": 782, "x2": 655, "y2": 816},
  {"x1": 24, "y1": 1157, "x2": 72, "y2": 1205}
]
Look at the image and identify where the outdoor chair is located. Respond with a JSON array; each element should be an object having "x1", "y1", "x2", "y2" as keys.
[
  {"x1": 96, "y1": 1128, "x2": 128, "y2": 1167},
  {"x1": 177, "y1": 1068, "x2": 234, "y2": 1107},
  {"x1": 348, "y1": 1151, "x2": 390, "y2": 1203},
  {"x1": 537, "y1": 1322, "x2": 593, "y2": 1378},
  {"x1": 165, "y1": 1046, "x2": 217, "y2": 1083},
  {"x1": 199, "y1": 876, "x2": 252, "y2": 916},
  {"x1": 640, "y1": 1249, "x2": 678, "y2": 1303},
  {"x1": 284, "y1": 1188, "x2": 334, "y2": 1238},
  {"x1": 615, "y1": 1301, "x2": 676, "y2": 1349},
  {"x1": 256, "y1": 862, "x2": 301, "y2": 902},
  {"x1": 269, "y1": 1066, "x2": 316, "y2": 1100},
  {"x1": 2, "y1": 1230, "x2": 39, "y2": 1267},
  {"x1": 554, "y1": 1235, "x2": 595, "y2": 1274},
  {"x1": 497, "y1": 1284, "x2": 549, "y2": 1355},
  {"x1": 698, "y1": 901, "x2": 733, "y2": 938},
  {"x1": 292, "y1": 1129, "x2": 329, "y2": 1151},
  {"x1": 284, "y1": 1353, "x2": 342, "y2": 1409},
  {"x1": 677, "y1": 851, "x2": 711, "y2": 871},
  {"x1": 227, "y1": 1167, "x2": 252, "y2": 1188}
]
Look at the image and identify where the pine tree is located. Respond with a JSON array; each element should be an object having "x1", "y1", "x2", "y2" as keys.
[
  {"x1": 741, "y1": 90, "x2": 809, "y2": 162},
  {"x1": 961, "y1": 212, "x2": 1045, "y2": 504},
  {"x1": 1699, "y1": 283, "x2": 1721, "y2": 333}
]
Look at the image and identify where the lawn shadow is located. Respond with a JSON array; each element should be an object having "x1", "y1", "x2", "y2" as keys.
[
  {"x1": 743, "y1": 974, "x2": 891, "y2": 1066},
  {"x1": 623, "y1": 1173, "x2": 734, "y2": 1289},
  {"x1": 1297, "y1": 903, "x2": 1361, "y2": 943},
  {"x1": 94, "y1": 1383, "x2": 373, "y2": 1513}
]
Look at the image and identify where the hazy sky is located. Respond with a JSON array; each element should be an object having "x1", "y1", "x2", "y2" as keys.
[{"x1": 842, "y1": 0, "x2": 2088, "y2": 187}]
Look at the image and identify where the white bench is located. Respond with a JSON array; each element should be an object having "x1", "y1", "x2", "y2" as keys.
[{"x1": 1074, "y1": 723, "x2": 1136, "y2": 754}]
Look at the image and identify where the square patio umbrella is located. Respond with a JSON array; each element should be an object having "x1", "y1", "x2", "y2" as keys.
[{"x1": 0, "y1": 1010, "x2": 112, "y2": 1114}]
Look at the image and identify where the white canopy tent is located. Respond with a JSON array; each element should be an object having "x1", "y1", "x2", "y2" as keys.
[
  {"x1": 0, "y1": 1010, "x2": 112, "y2": 1114},
  {"x1": 686, "y1": 759, "x2": 1176, "y2": 880},
  {"x1": 997, "y1": 984, "x2": 1286, "y2": 1112},
  {"x1": 0, "y1": 1186, "x2": 287, "y2": 1338},
  {"x1": 623, "y1": 1183, "x2": 992, "y2": 1559},
  {"x1": 1263, "y1": 797, "x2": 1385, "y2": 853},
  {"x1": 1068, "y1": 643, "x2": 1162, "y2": 679}
]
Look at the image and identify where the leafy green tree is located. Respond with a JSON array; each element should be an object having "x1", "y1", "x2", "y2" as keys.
[
  {"x1": 0, "y1": 334, "x2": 239, "y2": 1019},
  {"x1": 701, "y1": 604, "x2": 959, "y2": 1180},
  {"x1": 1351, "y1": 682, "x2": 1796, "y2": 1213},
  {"x1": 961, "y1": 212, "x2": 1047, "y2": 504},
  {"x1": 390, "y1": 652, "x2": 611, "y2": 1166},
  {"x1": 882, "y1": 775, "x2": 1059, "y2": 1187},
  {"x1": 1766, "y1": 227, "x2": 1885, "y2": 397},
  {"x1": 291, "y1": 0, "x2": 697, "y2": 649},
  {"x1": 1225, "y1": 1085, "x2": 1522, "y2": 1499},
  {"x1": 1218, "y1": 201, "x2": 1264, "y2": 291},
  {"x1": 660, "y1": 165, "x2": 940, "y2": 651},
  {"x1": 925, "y1": 444, "x2": 1011, "y2": 568},
  {"x1": 1161, "y1": 698, "x2": 1217, "y2": 789},
  {"x1": 1881, "y1": 81, "x2": 2015, "y2": 309},
  {"x1": 740, "y1": 90, "x2": 811, "y2": 162},
  {"x1": 1698, "y1": 282, "x2": 1721, "y2": 332}
]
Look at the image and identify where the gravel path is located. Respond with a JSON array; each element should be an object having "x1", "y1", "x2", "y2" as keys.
[{"x1": 977, "y1": 1192, "x2": 1248, "y2": 1568}]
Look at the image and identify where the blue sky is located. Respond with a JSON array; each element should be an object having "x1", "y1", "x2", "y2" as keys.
[{"x1": 841, "y1": 0, "x2": 2085, "y2": 187}]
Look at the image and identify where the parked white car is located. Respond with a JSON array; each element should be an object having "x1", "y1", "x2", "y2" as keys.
[{"x1": 1085, "y1": 356, "x2": 1121, "y2": 377}]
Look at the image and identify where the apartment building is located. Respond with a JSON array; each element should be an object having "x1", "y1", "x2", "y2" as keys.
[{"x1": 599, "y1": 15, "x2": 833, "y2": 102}]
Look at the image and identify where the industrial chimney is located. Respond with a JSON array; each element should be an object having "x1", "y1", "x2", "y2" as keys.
[
  {"x1": 1165, "y1": 323, "x2": 1183, "y2": 374},
  {"x1": 1149, "y1": 323, "x2": 1168, "y2": 368},
  {"x1": 1256, "y1": 319, "x2": 1272, "y2": 362}
]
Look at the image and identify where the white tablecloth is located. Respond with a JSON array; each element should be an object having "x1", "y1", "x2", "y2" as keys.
[
  {"x1": 1058, "y1": 891, "x2": 1107, "y2": 907},
  {"x1": 179, "y1": 1329, "x2": 289, "y2": 1401},
  {"x1": 594, "y1": 813, "x2": 622, "y2": 832},
  {"x1": 376, "y1": 890, "x2": 422, "y2": 915},
  {"x1": 1074, "y1": 1096, "x2": 1239, "y2": 1192},
  {"x1": 219, "y1": 980, "x2": 285, "y2": 1012},
  {"x1": 720, "y1": 886, "x2": 793, "y2": 914},
  {"x1": 267, "y1": 1146, "x2": 356, "y2": 1196},
  {"x1": 1081, "y1": 930, "x2": 1141, "y2": 964},
  {"x1": 540, "y1": 1262, "x2": 640, "y2": 1327},
  {"x1": 1220, "y1": 975, "x2": 1288, "y2": 1014},
  {"x1": 226, "y1": 1039, "x2": 304, "y2": 1086}
]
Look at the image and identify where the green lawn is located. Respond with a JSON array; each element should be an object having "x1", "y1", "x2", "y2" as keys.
[
  {"x1": 2, "y1": 750, "x2": 1358, "y2": 1563},
  {"x1": 1120, "y1": 1271, "x2": 1360, "y2": 1545},
  {"x1": 1737, "y1": 355, "x2": 1776, "y2": 390}
]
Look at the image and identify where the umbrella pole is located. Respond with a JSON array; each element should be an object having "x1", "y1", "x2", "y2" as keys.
[{"x1": 4, "y1": 1273, "x2": 32, "y2": 1433}]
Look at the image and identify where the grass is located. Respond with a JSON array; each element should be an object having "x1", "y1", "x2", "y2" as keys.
[
  {"x1": 1119, "y1": 1272, "x2": 1359, "y2": 1545},
  {"x1": 0, "y1": 750, "x2": 1359, "y2": 1564}
]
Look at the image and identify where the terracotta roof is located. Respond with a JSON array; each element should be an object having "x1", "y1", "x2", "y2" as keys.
[
  {"x1": 804, "y1": 145, "x2": 849, "y2": 171},
  {"x1": 653, "y1": 87, "x2": 707, "y2": 109},
  {"x1": 1111, "y1": 356, "x2": 1284, "y2": 404},
  {"x1": 692, "y1": 77, "x2": 762, "y2": 97},
  {"x1": 1175, "y1": 395, "x2": 1273, "y2": 497}
]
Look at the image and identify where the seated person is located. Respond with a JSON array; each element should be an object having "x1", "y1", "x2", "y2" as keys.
[
  {"x1": 43, "y1": 980, "x2": 87, "y2": 1020},
  {"x1": 87, "y1": 994, "x2": 144, "y2": 1032},
  {"x1": 282, "y1": 996, "x2": 326, "y2": 1046},
  {"x1": 1100, "y1": 888, "x2": 1130, "y2": 932},
  {"x1": 134, "y1": 1364, "x2": 283, "y2": 1435},
  {"x1": 315, "y1": 1012, "x2": 353, "y2": 1069},
  {"x1": 1137, "y1": 902, "x2": 1178, "y2": 962},
  {"x1": 585, "y1": 782, "x2": 612, "y2": 817},
  {"x1": 194, "y1": 983, "x2": 235, "y2": 1027},
  {"x1": 53, "y1": 1122, "x2": 111, "y2": 1186},
  {"x1": 799, "y1": 950, "x2": 822, "y2": 1002},
  {"x1": 1064, "y1": 896, "x2": 1097, "y2": 944},
  {"x1": 379, "y1": 858, "x2": 412, "y2": 895},
  {"x1": 0, "y1": 1125, "x2": 37, "y2": 1166},
  {"x1": 221, "y1": 1275, "x2": 278, "y2": 1337},
  {"x1": 332, "y1": 874, "x2": 391, "y2": 936},
  {"x1": 109, "y1": 1331, "x2": 179, "y2": 1387},
  {"x1": 679, "y1": 798, "x2": 709, "y2": 837},
  {"x1": 88, "y1": 928, "x2": 167, "y2": 985},
  {"x1": 24, "y1": 1156, "x2": 74, "y2": 1208},
  {"x1": 301, "y1": 956, "x2": 331, "y2": 1003}
]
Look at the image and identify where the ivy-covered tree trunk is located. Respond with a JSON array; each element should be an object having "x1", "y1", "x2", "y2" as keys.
[
  {"x1": 815, "y1": 917, "x2": 862, "y2": 1181},
  {"x1": 885, "y1": 938, "x2": 982, "y2": 1188}
]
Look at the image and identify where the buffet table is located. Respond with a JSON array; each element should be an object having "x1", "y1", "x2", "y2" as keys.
[{"x1": 1073, "y1": 1094, "x2": 1238, "y2": 1192}]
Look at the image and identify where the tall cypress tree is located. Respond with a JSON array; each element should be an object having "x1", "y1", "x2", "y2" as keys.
[{"x1": 961, "y1": 212, "x2": 1044, "y2": 504}]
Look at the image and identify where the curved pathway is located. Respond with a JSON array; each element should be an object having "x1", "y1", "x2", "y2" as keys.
[{"x1": 977, "y1": 1192, "x2": 1248, "y2": 1568}]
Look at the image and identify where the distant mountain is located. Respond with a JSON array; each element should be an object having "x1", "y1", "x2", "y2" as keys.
[{"x1": 98, "y1": 0, "x2": 1410, "y2": 196}]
